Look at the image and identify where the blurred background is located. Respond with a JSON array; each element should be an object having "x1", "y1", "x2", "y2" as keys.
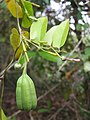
[{"x1": 0, "y1": 0, "x2": 90, "y2": 120}]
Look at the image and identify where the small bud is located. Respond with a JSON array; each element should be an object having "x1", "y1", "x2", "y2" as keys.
[{"x1": 14, "y1": 63, "x2": 21, "y2": 69}]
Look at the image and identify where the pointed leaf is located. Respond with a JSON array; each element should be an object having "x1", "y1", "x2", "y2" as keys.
[
  {"x1": 30, "y1": 17, "x2": 48, "y2": 44},
  {"x1": 5, "y1": 0, "x2": 23, "y2": 18},
  {"x1": 52, "y1": 19, "x2": 69, "y2": 48},
  {"x1": 39, "y1": 50, "x2": 59, "y2": 62}
]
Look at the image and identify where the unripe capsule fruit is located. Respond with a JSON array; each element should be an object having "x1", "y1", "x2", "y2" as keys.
[{"x1": 16, "y1": 65, "x2": 37, "y2": 110}]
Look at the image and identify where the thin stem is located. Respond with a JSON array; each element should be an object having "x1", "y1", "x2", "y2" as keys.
[
  {"x1": 25, "y1": 38, "x2": 40, "y2": 49},
  {"x1": 58, "y1": 39, "x2": 82, "y2": 71},
  {"x1": 51, "y1": 47, "x2": 62, "y2": 58},
  {"x1": 23, "y1": 38, "x2": 31, "y2": 50},
  {"x1": 64, "y1": 57, "x2": 80, "y2": 62},
  {"x1": 15, "y1": 1, "x2": 29, "y2": 62},
  {"x1": 0, "y1": 61, "x2": 17, "y2": 77},
  {"x1": 22, "y1": 41, "x2": 29, "y2": 62},
  {"x1": 23, "y1": 62, "x2": 27, "y2": 74},
  {"x1": 31, "y1": 2, "x2": 40, "y2": 7}
]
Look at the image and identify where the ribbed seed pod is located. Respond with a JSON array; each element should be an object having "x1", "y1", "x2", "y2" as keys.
[{"x1": 16, "y1": 64, "x2": 37, "y2": 110}]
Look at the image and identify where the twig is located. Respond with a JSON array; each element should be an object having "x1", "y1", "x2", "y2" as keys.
[
  {"x1": 29, "y1": 111, "x2": 34, "y2": 120},
  {"x1": 70, "y1": 94, "x2": 90, "y2": 114},
  {"x1": 58, "y1": 39, "x2": 82, "y2": 71},
  {"x1": 73, "y1": 101, "x2": 81, "y2": 120},
  {"x1": 31, "y1": 2, "x2": 40, "y2": 8},
  {"x1": 0, "y1": 61, "x2": 17, "y2": 77},
  {"x1": 16, "y1": 1, "x2": 29, "y2": 62},
  {"x1": 48, "y1": 102, "x2": 69, "y2": 120},
  {"x1": 74, "y1": 98, "x2": 90, "y2": 114},
  {"x1": 48, "y1": 107, "x2": 64, "y2": 120},
  {"x1": 37, "y1": 83, "x2": 59, "y2": 101},
  {"x1": 8, "y1": 110, "x2": 21, "y2": 119},
  {"x1": 63, "y1": 57, "x2": 80, "y2": 62}
]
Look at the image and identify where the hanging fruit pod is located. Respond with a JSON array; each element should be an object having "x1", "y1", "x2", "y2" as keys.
[{"x1": 16, "y1": 64, "x2": 37, "y2": 110}]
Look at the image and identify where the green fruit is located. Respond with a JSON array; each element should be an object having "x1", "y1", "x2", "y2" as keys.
[{"x1": 16, "y1": 64, "x2": 37, "y2": 110}]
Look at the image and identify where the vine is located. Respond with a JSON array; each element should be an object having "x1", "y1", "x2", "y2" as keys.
[{"x1": 0, "y1": 0, "x2": 81, "y2": 119}]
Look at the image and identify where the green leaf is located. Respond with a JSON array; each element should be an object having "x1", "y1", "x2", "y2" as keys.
[
  {"x1": 30, "y1": 17, "x2": 48, "y2": 44},
  {"x1": 5, "y1": 0, "x2": 23, "y2": 18},
  {"x1": 24, "y1": 1, "x2": 34, "y2": 17},
  {"x1": 39, "y1": 50, "x2": 60, "y2": 62},
  {"x1": 22, "y1": 14, "x2": 32, "y2": 28},
  {"x1": 43, "y1": 19, "x2": 69, "y2": 48},
  {"x1": 10, "y1": 28, "x2": 23, "y2": 59},
  {"x1": 52, "y1": 19, "x2": 69, "y2": 48},
  {"x1": 10, "y1": 28, "x2": 20, "y2": 51},
  {"x1": 1, "y1": 109, "x2": 7, "y2": 120},
  {"x1": 19, "y1": 51, "x2": 36, "y2": 64},
  {"x1": 38, "y1": 108, "x2": 50, "y2": 113},
  {"x1": 21, "y1": 0, "x2": 34, "y2": 28},
  {"x1": 43, "y1": 26, "x2": 57, "y2": 46},
  {"x1": 22, "y1": 30, "x2": 29, "y2": 39}
]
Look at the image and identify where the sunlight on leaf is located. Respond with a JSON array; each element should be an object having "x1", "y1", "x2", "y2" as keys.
[
  {"x1": 43, "y1": 19, "x2": 69, "y2": 48},
  {"x1": 43, "y1": 26, "x2": 57, "y2": 46},
  {"x1": 52, "y1": 19, "x2": 69, "y2": 48},
  {"x1": 30, "y1": 17, "x2": 48, "y2": 44}
]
